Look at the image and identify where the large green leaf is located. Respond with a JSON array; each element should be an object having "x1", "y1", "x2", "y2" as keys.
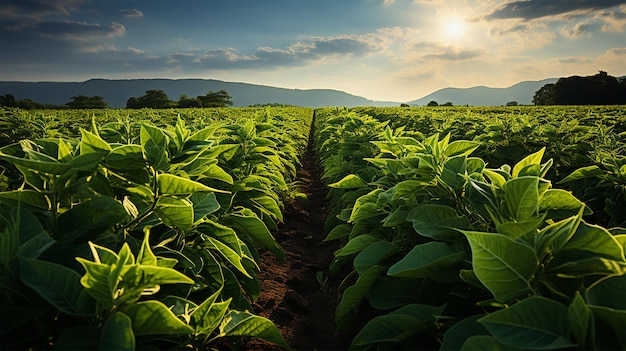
[
  {"x1": 479, "y1": 296, "x2": 575, "y2": 350},
  {"x1": 203, "y1": 236, "x2": 252, "y2": 278},
  {"x1": 222, "y1": 209, "x2": 284, "y2": 262},
  {"x1": 0, "y1": 153, "x2": 72, "y2": 175},
  {"x1": 19, "y1": 258, "x2": 96, "y2": 316},
  {"x1": 191, "y1": 288, "x2": 231, "y2": 335},
  {"x1": 140, "y1": 124, "x2": 169, "y2": 170},
  {"x1": 80, "y1": 128, "x2": 112, "y2": 155},
  {"x1": 157, "y1": 173, "x2": 227, "y2": 195},
  {"x1": 503, "y1": 177, "x2": 540, "y2": 221},
  {"x1": 155, "y1": 196, "x2": 194, "y2": 233},
  {"x1": 440, "y1": 314, "x2": 490, "y2": 351},
  {"x1": 586, "y1": 273, "x2": 626, "y2": 310},
  {"x1": 220, "y1": 310, "x2": 292, "y2": 351},
  {"x1": 568, "y1": 293, "x2": 593, "y2": 349},
  {"x1": 461, "y1": 336, "x2": 523, "y2": 351},
  {"x1": 538, "y1": 189, "x2": 586, "y2": 219},
  {"x1": 350, "y1": 304, "x2": 444, "y2": 350},
  {"x1": 406, "y1": 204, "x2": 468, "y2": 240},
  {"x1": 122, "y1": 300, "x2": 193, "y2": 336},
  {"x1": 104, "y1": 144, "x2": 145, "y2": 170},
  {"x1": 328, "y1": 174, "x2": 367, "y2": 188},
  {"x1": 190, "y1": 192, "x2": 220, "y2": 222},
  {"x1": 56, "y1": 196, "x2": 128, "y2": 244},
  {"x1": 101, "y1": 312, "x2": 135, "y2": 351},
  {"x1": 353, "y1": 240, "x2": 399, "y2": 276},
  {"x1": 444, "y1": 140, "x2": 481, "y2": 157},
  {"x1": 558, "y1": 165, "x2": 603, "y2": 183},
  {"x1": 512, "y1": 148, "x2": 545, "y2": 178},
  {"x1": 461, "y1": 230, "x2": 538, "y2": 303},
  {"x1": 335, "y1": 265, "x2": 385, "y2": 331},
  {"x1": 0, "y1": 190, "x2": 49, "y2": 209},
  {"x1": 387, "y1": 242, "x2": 464, "y2": 279},
  {"x1": 334, "y1": 235, "x2": 378, "y2": 257}
]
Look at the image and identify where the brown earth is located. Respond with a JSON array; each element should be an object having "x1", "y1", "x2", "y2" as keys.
[{"x1": 243, "y1": 126, "x2": 354, "y2": 351}]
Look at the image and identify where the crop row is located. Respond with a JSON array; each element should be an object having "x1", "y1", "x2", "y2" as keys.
[
  {"x1": 314, "y1": 108, "x2": 626, "y2": 350},
  {"x1": 0, "y1": 108, "x2": 311, "y2": 350}
]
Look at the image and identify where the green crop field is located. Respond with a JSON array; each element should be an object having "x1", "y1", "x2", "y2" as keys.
[{"x1": 1, "y1": 105, "x2": 625, "y2": 350}]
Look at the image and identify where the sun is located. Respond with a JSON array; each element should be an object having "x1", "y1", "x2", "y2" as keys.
[{"x1": 444, "y1": 19, "x2": 465, "y2": 39}]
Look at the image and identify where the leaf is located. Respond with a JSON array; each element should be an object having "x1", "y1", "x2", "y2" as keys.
[
  {"x1": 334, "y1": 235, "x2": 378, "y2": 257},
  {"x1": 461, "y1": 336, "x2": 523, "y2": 351},
  {"x1": 354, "y1": 240, "x2": 399, "y2": 276},
  {"x1": 222, "y1": 209, "x2": 284, "y2": 262},
  {"x1": 101, "y1": 312, "x2": 135, "y2": 351},
  {"x1": 478, "y1": 296, "x2": 575, "y2": 350},
  {"x1": 122, "y1": 300, "x2": 193, "y2": 336},
  {"x1": 0, "y1": 190, "x2": 49, "y2": 209},
  {"x1": 0, "y1": 153, "x2": 72, "y2": 175},
  {"x1": 136, "y1": 229, "x2": 157, "y2": 266},
  {"x1": 328, "y1": 174, "x2": 368, "y2": 188},
  {"x1": 387, "y1": 242, "x2": 465, "y2": 279},
  {"x1": 190, "y1": 192, "x2": 220, "y2": 222},
  {"x1": 203, "y1": 236, "x2": 252, "y2": 279},
  {"x1": 335, "y1": 265, "x2": 385, "y2": 331},
  {"x1": 444, "y1": 140, "x2": 481, "y2": 157},
  {"x1": 191, "y1": 288, "x2": 231, "y2": 335},
  {"x1": 56, "y1": 196, "x2": 128, "y2": 245},
  {"x1": 19, "y1": 258, "x2": 96, "y2": 316},
  {"x1": 221, "y1": 310, "x2": 292, "y2": 350},
  {"x1": 461, "y1": 230, "x2": 538, "y2": 303},
  {"x1": 586, "y1": 273, "x2": 626, "y2": 310},
  {"x1": 440, "y1": 314, "x2": 489, "y2": 351},
  {"x1": 140, "y1": 124, "x2": 169, "y2": 170},
  {"x1": 558, "y1": 165, "x2": 603, "y2": 184},
  {"x1": 324, "y1": 223, "x2": 352, "y2": 241},
  {"x1": 79, "y1": 129, "x2": 112, "y2": 155},
  {"x1": 157, "y1": 173, "x2": 228, "y2": 195},
  {"x1": 406, "y1": 204, "x2": 468, "y2": 240},
  {"x1": 13, "y1": 207, "x2": 54, "y2": 259},
  {"x1": 538, "y1": 189, "x2": 586, "y2": 219},
  {"x1": 155, "y1": 196, "x2": 194, "y2": 233},
  {"x1": 568, "y1": 293, "x2": 593, "y2": 348},
  {"x1": 512, "y1": 148, "x2": 545, "y2": 178},
  {"x1": 350, "y1": 304, "x2": 444, "y2": 350},
  {"x1": 503, "y1": 176, "x2": 541, "y2": 221}
]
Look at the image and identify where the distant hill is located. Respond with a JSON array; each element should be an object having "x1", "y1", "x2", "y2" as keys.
[
  {"x1": 407, "y1": 78, "x2": 558, "y2": 106},
  {"x1": 0, "y1": 78, "x2": 399, "y2": 108}
]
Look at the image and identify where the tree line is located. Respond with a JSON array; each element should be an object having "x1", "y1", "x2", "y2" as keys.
[
  {"x1": 0, "y1": 89, "x2": 234, "y2": 110},
  {"x1": 533, "y1": 71, "x2": 626, "y2": 105}
]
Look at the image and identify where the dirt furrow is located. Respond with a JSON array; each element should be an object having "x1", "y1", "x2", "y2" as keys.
[{"x1": 245, "y1": 116, "x2": 350, "y2": 351}]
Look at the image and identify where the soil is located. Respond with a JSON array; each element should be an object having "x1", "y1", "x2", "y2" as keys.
[{"x1": 243, "y1": 122, "x2": 354, "y2": 351}]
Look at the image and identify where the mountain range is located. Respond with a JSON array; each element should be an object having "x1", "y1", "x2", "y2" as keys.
[{"x1": 0, "y1": 78, "x2": 559, "y2": 108}]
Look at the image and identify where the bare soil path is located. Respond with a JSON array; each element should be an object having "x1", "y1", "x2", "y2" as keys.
[{"x1": 245, "y1": 117, "x2": 352, "y2": 351}]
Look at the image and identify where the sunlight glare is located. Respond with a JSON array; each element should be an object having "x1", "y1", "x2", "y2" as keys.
[{"x1": 444, "y1": 20, "x2": 465, "y2": 39}]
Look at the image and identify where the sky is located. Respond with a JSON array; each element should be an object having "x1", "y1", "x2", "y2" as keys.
[{"x1": 1, "y1": 0, "x2": 625, "y2": 102}]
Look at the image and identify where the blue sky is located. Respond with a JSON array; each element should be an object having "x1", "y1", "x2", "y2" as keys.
[{"x1": 1, "y1": 0, "x2": 625, "y2": 102}]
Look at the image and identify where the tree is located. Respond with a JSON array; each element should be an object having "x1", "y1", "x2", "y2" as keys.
[
  {"x1": 426, "y1": 100, "x2": 438, "y2": 107},
  {"x1": 127, "y1": 90, "x2": 174, "y2": 109},
  {"x1": 506, "y1": 101, "x2": 518, "y2": 106},
  {"x1": 533, "y1": 83, "x2": 556, "y2": 105},
  {"x1": 442, "y1": 102, "x2": 453, "y2": 106},
  {"x1": 0, "y1": 94, "x2": 17, "y2": 107},
  {"x1": 177, "y1": 94, "x2": 201, "y2": 108},
  {"x1": 533, "y1": 71, "x2": 626, "y2": 105},
  {"x1": 197, "y1": 89, "x2": 233, "y2": 107},
  {"x1": 65, "y1": 95, "x2": 108, "y2": 109}
]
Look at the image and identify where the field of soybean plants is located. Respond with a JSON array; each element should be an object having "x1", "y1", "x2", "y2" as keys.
[{"x1": 1, "y1": 105, "x2": 626, "y2": 351}]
